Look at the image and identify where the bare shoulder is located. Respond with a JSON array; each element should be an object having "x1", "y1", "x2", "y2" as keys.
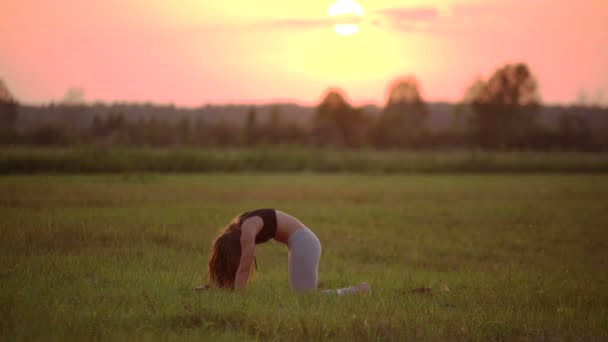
[{"x1": 241, "y1": 215, "x2": 263, "y2": 236}]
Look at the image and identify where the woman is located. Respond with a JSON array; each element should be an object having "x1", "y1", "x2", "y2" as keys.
[{"x1": 203, "y1": 208, "x2": 369, "y2": 294}]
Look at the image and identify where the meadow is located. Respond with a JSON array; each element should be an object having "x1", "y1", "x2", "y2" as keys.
[
  {"x1": 2, "y1": 146, "x2": 608, "y2": 174},
  {"x1": 1, "y1": 173, "x2": 607, "y2": 340}
]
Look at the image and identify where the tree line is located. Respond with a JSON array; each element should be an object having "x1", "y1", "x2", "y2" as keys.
[{"x1": 1, "y1": 63, "x2": 607, "y2": 150}]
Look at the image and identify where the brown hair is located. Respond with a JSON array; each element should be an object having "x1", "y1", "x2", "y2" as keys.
[{"x1": 207, "y1": 216, "x2": 250, "y2": 289}]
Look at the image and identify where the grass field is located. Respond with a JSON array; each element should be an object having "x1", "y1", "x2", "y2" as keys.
[
  {"x1": 1, "y1": 174, "x2": 607, "y2": 340},
  {"x1": 2, "y1": 146, "x2": 608, "y2": 174}
]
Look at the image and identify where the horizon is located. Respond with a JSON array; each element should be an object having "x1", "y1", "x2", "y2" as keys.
[{"x1": 2, "y1": 0, "x2": 607, "y2": 107}]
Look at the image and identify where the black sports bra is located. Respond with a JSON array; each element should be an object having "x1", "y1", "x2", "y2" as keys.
[{"x1": 239, "y1": 208, "x2": 277, "y2": 244}]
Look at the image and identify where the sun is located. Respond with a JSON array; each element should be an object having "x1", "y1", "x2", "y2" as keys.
[{"x1": 327, "y1": 0, "x2": 364, "y2": 36}]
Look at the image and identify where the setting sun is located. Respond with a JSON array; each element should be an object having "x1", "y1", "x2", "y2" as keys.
[{"x1": 328, "y1": 0, "x2": 364, "y2": 36}]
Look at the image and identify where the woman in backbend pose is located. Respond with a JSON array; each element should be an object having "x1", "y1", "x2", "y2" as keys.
[{"x1": 202, "y1": 208, "x2": 369, "y2": 294}]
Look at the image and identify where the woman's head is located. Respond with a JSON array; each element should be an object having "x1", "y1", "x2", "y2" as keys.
[{"x1": 207, "y1": 221, "x2": 242, "y2": 289}]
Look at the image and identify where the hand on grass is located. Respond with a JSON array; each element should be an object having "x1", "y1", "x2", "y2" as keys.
[{"x1": 194, "y1": 285, "x2": 210, "y2": 292}]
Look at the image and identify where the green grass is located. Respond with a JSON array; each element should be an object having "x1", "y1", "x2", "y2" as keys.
[
  {"x1": 1, "y1": 174, "x2": 607, "y2": 340},
  {"x1": 2, "y1": 146, "x2": 608, "y2": 173}
]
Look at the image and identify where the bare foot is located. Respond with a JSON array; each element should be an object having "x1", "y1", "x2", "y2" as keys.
[
  {"x1": 194, "y1": 285, "x2": 210, "y2": 292},
  {"x1": 355, "y1": 282, "x2": 371, "y2": 294}
]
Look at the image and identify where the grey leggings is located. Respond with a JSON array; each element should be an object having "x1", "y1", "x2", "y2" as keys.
[{"x1": 287, "y1": 227, "x2": 321, "y2": 292}]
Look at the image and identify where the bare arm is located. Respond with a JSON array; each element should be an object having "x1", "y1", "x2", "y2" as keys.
[{"x1": 234, "y1": 216, "x2": 262, "y2": 290}]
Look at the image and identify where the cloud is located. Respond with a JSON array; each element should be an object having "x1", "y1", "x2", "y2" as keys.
[
  {"x1": 252, "y1": 7, "x2": 435, "y2": 32},
  {"x1": 368, "y1": 4, "x2": 514, "y2": 35},
  {"x1": 263, "y1": 6, "x2": 440, "y2": 33},
  {"x1": 366, "y1": 6, "x2": 439, "y2": 33},
  {"x1": 250, "y1": 4, "x2": 502, "y2": 35},
  {"x1": 271, "y1": 18, "x2": 333, "y2": 29},
  {"x1": 374, "y1": 7, "x2": 440, "y2": 22},
  {"x1": 264, "y1": 16, "x2": 365, "y2": 30}
]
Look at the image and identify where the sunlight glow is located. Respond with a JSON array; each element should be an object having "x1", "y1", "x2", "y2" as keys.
[
  {"x1": 283, "y1": 22, "x2": 407, "y2": 87},
  {"x1": 328, "y1": 0, "x2": 364, "y2": 17},
  {"x1": 333, "y1": 24, "x2": 359, "y2": 36},
  {"x1": 328, "y1": 0, "x2": 364, "y2": 36}
]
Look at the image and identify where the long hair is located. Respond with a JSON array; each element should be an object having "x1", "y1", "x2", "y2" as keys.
[{"x1": 207, "y1": 216, "x2": 247, "y2": 289}]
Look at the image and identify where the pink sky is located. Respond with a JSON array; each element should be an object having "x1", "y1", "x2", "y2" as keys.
[{"x1": 1, "y1": 0, "x2": 607, "y2": 106}]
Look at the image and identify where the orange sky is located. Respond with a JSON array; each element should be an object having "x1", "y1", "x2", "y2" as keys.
[{"x1": 1, "y1": 0, "x2": 607, "y2": 106}]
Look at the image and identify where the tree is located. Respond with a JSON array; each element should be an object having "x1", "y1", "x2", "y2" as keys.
[
  {"x1": 453, "y1": 79, "x2": 485, "y2": 131},
  {"x1": 211, "y1": 120, "x2": 239, "y2": 146},
  {"x1": 244, "y1": 106, "x2": 260, "y2": 144},
  {"x1": 58, "y1": 88, "x2": 87, "y2": 131},
  {"x1": 176, "y1": 116, "x2": 192, "y2": 145},
  {"x1": 268, "y1": 105, "x2": 283, "y2": 143},
  {"x1": 90, "y1": 111, "x2": 125, "y2": 141},
  {"x1": 91, "y1": 115, "x2": 104, "y2": 137},
  {"x1": 471, "y1": 63, "x2": 541, "y2": 148},
  {"x1": 0, "y1": 79, "x2": 18, "y2": 133},
  {"x1": 30, "y1": 124, "x2": 72, "y2": 145},
  {"x1": 445, "y1": 79, "x2": 487, "y2": 147},
  {"x1": 313, "y1": 89, "x2": 368, "y2": 147},
  {"x1": 141, "y1": 117, "x2": 175, "y2": 146},
  {"x1": 372, "y1": 76, "x2": 429, "y2": 148},
  {"x1": 557, "y1": 110, "x2": 592, "y2": 149},
  {"x1": 192, "y1": 118, "x2": 212, "y2": 145},
  {"x1": 62, "y1": 87, "x2": 85, "y2": 105}
]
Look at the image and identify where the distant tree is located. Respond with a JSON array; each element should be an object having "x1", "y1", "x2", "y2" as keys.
[
  {"x1": 91, "y1": 111, "x2": 125, "y2": 140},
  {"x1": 138, "y1": 117, "x2": 175, "y2": 146},
  {"x1": 557, "y1": 110, "x2": 592, "y2": 149},
  {"x1": 313, "y1": 89, "x2": 368, "y2": 147},
  {"x1": 453, "y1": 79, "x2": 485, "y2": 132},
  {"x1": 176, "y1": 116, "x2": 192, "y2": 145},
  {"x1": 471, "y1": 63, "x2": 541, "y2": 148},
  {"x1": 0, "y1": 79, "x2": 19, "y2": 134},
  {"x1": 282, "y1": 122, "x2": 308, "y2": 144},
  {"x1": 126, "y1": 118, "x2": 152, "y2": 145},
  {"x1": 56, "y1": 87, "x2": 87, "y2": 132},
  {"x1": 62, "y1": 87, "x2": 85, "y2": 105},
  {"x1": 192, "y1": 118, "x2": 212, "y2": 145},
  {"x1": 268, "y1": 105, "x2": 283, "y2": 143},
  {"x1": 91, "y1": 115, "x2": 104, "y2": 137},
  {"x1": 372, "y1": 76, "x2": 429, "y2": 148},
  {"x1": 0, "y1": 79, "x2": 14, "y2": 102},
  {"x1": 106, "y1": 112, "x2": 125, "y2": 133},
  {"x1": 211, "y1": 120, "x2": 239, "y2": 146},
  {"x1": 444, "y1": 79, "x2": 487, "y2": 147},
  {"x1": 30, "y1": 124, "x2": 72, "y2": 145},
  {"x1": 244, "y1": 106, "x2": 260, "y2": 144}
]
